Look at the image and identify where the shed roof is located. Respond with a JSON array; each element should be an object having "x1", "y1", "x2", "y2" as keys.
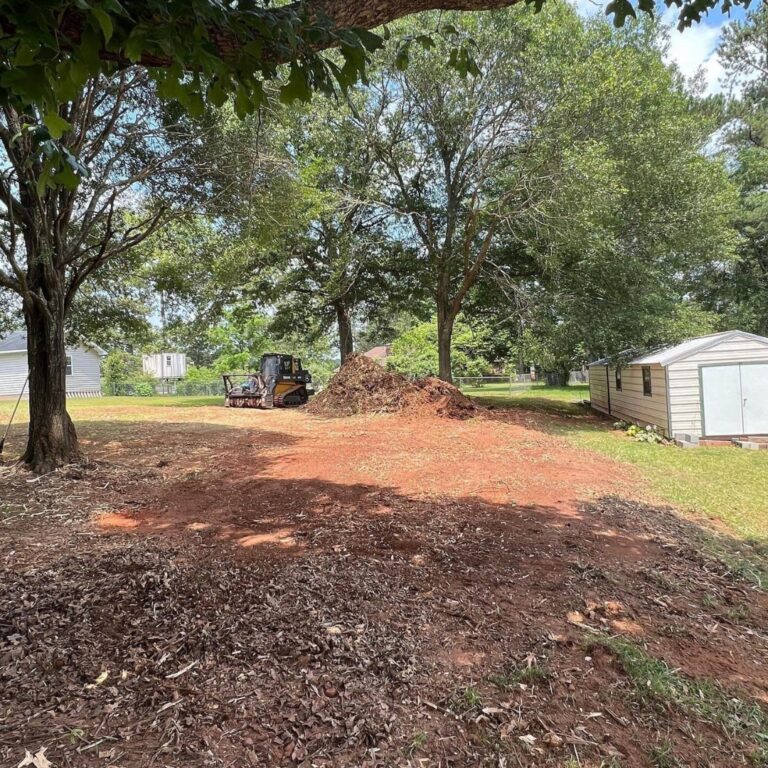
[
  {"x1": 0, "y1": 330, "x2": 107, "y2": 356},
  {"x1": 590, "y1": 330, "x2": 768, "y2": 369}
]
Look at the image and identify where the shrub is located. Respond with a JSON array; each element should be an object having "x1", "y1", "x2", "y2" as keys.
[{"x1": 626, "y1": 423, "x2": 666, "y2": 444}]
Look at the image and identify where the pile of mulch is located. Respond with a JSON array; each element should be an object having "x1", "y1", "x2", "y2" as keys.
[
  {"x1": 307, "y1": 354, "x2": 480, "y2": 419},
  {"x1": 3, "y1": 493, "x2": 768, "y2": 767}
]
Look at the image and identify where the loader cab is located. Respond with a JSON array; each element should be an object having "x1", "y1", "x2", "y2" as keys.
[{"x1": 260, "y1": 354, "x2": 312, "y2": 384}]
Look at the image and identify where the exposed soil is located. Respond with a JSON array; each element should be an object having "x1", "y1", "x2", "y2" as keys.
[
  {"x1": 1, "y1": 402, "x2": 767, "y2": 768},
  {"x1": 307, "y1": 355, "x2": 479, "y2": 419}
]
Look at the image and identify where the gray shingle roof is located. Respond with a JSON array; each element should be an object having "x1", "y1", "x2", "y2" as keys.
[
  {"x1": 0, "y1": 330, "x2": 27, "y2": 353},
  {"x1": 0, "y1": 331, "x2": 108, "y2": 356}
]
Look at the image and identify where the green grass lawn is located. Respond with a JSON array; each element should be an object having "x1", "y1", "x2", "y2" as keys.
[
  {"x1": 0, "y1": 394, "x2": 222, "y2": 420},
  {"x1": 467, "y1": 384, "x2": 768, "y2": 543}
]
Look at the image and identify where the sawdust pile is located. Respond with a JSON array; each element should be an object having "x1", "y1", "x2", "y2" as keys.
[{"x1": 307, "y1": 354, "x2": 480, "y2": 419}]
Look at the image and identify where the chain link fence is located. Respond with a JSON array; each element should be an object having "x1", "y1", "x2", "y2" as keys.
[
  {"x1": 453, "y1": 375, "x2": 544, "y2": 393},
  {"x1": 103, "y1": 377, "x2": 224, "y2": 397}
]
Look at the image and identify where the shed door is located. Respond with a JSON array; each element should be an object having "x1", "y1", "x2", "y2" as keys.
[
  {"x1": 741, "y1": 364, "x2": 768, "y2": 434},
  {"x1": 701, "y1": 365, "x2": 743, "y2": 436}
]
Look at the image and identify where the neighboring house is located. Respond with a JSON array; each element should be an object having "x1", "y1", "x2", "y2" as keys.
[
  {"x1": 0, "y1": 330, "x2": 105, "y2": 398},
  {"x1": 142, "y1": 352, "x2": 187, "y2": 379},
  {"x1": 363, "y1": 345, "x2": 392, "y2": 365},
  {"x1": 588, "y1": 330, "x2": 768, "y2": 438}
]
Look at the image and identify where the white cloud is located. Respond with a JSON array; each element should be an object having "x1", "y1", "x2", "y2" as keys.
[
  {"x1": 566, "y1": 1, "x2": 729, "y2": 96},
  {"x1": 662, "y1": 8, "x2": 726, "y2": 95}
]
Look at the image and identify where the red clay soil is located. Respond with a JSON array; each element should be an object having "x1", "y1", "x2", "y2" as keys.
[
  {"x1": 307, "y1": 354, "x2": 479, "y2": 419},
  {"x1": 1, "y1": 403, "x2": 767, "y2": 768}
]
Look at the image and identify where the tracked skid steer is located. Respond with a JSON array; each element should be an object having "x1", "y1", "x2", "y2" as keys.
[{"x1": 223, "y1": 353, "x2": 314, "y2": 409}]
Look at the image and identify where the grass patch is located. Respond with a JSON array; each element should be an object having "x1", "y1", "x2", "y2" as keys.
[
  {"x1": 648, "y1": 741, "x2": 684, "y2": 768},
  {"x1": 461, "y1": 383, "x2": 588, "y2": 416},
  {"x1": 586, "y1": 635, "x2": 768, "y2": 755},
  {"x1": 447, "y1": 685, "x2": 484, "y2": 716},
  {"x1": 487, "y1": 661, "x2": 549, "y2": 690},
  {"x1": 0, "y1": 394, "x2": 223, "y2": 421},
  {"x1": 406, "y1": 731, "x2": 428, "y2": 756}
]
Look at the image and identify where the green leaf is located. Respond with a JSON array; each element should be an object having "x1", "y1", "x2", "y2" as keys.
[
  {"x1": 91, "y1": 7, "x2": 114, "y2": 43},
  {"x1": 395, "y1": 42, "x2": 411, "y2": 71},
  {"x1": 234, "y1": 87, "x2": 250, "y2": 118},
  {"x1": 415, "y1": 34, "x2": 435, "y2": 50},
  {"x1": 354, "y1": 28, "x2": 384, "y2": 53},
  {"x1": 124, "y1": 33, "x2": 145, "y2": 63},
  {"x1": 280, "y1": 64, "x2": 312, "y2": 104},
  {"x1": 43, "y1": 112, "x2": 71, "y2": 139},
  {"x1": 13, "y1": 43, "x2": 39, "y2": 67}
]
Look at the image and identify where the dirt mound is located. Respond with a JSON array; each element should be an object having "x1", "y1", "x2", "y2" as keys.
[{"x1": 307, "y1": 354, "x2": 480, "y2": 419}]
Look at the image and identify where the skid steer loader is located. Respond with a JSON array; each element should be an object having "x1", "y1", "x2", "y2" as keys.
[{"x1": 223, "y1": 353, "x2": 314, "y2": 409}]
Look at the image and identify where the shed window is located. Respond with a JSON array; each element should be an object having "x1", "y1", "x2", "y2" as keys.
[
  {"x1": 65, "y1": 355, "x2": 73, "y2": 376},
  {"x1": 615, "y1": 368, "x2": 622, "y2": 391},
  {"x1": 166, "y1": 355, "x2": 172, "y2": 367},
  {"x1": 642, "y1": 366, "x2": 652, "y2": 397}
]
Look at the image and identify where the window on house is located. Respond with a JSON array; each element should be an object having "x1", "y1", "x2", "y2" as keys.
[
  {"x1": 615, "y1": 368, "x2": 622, "y2": 391},
  {"x1": 65, "y1": 355, "x2": 73, "y2": 376},
  {"x1": 642, "y1": 366, "x2": 652, "y2": 396},
  {"x1": 166, "y1": 355, "x2": 172, "y2": 367}
]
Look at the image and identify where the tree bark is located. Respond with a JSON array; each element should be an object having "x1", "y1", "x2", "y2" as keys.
[
  {"x1": 335, "y1": 302, "x2": 354, "y2": 363},
  {"x1": 50, "y1": 1, "x2": 519, "y2": 68},
  {"x1": 21, "y1": 283, "x2": 81, "y2": 473},
  {"x1": 436, "y1": 274, "x2": 455, "y2": 382}
]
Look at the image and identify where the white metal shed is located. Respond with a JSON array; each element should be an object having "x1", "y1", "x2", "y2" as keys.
[
  {"x1": 588, "y1": 330, "x2": 768, "y2": 438},
  {"x1": 142, "y1": 352, "x2": 187, "y2": 379}
]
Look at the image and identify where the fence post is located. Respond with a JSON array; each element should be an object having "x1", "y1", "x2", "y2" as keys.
[{"x1": 509, "y1": 374, "x2": 513, "y2": 394}]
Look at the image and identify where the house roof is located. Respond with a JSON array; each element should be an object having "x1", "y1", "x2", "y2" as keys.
[
  {"x1": 0, "y1": 330, "x2": 28, "y2": 353},
  {"x1": 363, "y1": 345, "x2": 392, "y2": 359},
  {"x1": 590, "y1": 330, "x2": 768, "y2": 369},
  {"x1": 0, "y1": 330, "x2": 107, "y2": 356}
]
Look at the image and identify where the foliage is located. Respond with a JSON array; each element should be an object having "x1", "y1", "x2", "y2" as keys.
[
  {"x1": 696, "y1": 4, "x2": 768, "y2": 335},
  {"x1": 101, "y1": 350, "x2": 157, "y2": 396},
  {"x1": 252, "y1": 95, "x2": 418, "y2": 360},
  {"x1": 0, "y1": 0, "x2": 748, "y2": 128},
  {"x1": 0, "y1": 2, "x2": 383, "y2": 139},
  {"x1": 367, "y1": 6, "x2": 591, "y2": 379},
  {"x1": 388, "y1": 318, "x2": 492, "y2": 378},
  {"x1": 626, "y1": 423, "x2": 668, "y2": 444},
  {"x1": 466, "y1": 12, "x2": 737, "y2": 371}
]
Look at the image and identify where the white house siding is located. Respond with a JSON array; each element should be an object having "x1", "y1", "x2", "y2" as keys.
[
  {"x1": 0, "y1": 352, "x2": 29, "y2": 396},
  {"x1": 588, "y1": 365, "x2": 610, "y2": 414},
  {"x1": 0, "y1": 346, "x2": 101, "y2": 398},
  {"x1": 589, "y1": 363, "x2": 670, "y2": 434},
  {"x1": 67, "y1": 347, "x2": 102, "y2": 396},
  {"x1": 667, "y1": 337, "x2": 768, "y2": 436}
]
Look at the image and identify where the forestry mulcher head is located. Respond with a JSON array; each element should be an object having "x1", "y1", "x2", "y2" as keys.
[{"x1": 223, "y1": 353, "x2": 314, "y2": 409}]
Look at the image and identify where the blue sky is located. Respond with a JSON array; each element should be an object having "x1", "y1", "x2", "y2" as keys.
[{"x1": 572, "y1": 0, "x2": 747, "y2": 94}]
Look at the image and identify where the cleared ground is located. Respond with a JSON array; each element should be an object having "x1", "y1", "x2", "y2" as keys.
[{"x1": 1, "y1": 393, "x2": 767, "y2": 767}]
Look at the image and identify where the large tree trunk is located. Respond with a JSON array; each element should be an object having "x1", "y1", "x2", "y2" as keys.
[
  {"x1": 21, "y1": 284, "x2": 81, "y2": 473},
  {"x1": 436, "y1": 288, "x2": 455, "y2": 382},
  {"x1": 334, "y1": 302, "x2": 354, "y2": 363}
]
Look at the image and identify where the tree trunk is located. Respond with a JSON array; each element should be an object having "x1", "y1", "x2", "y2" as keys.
[
  {"x1": 335, "y1": 303, "x2": 354, "y2": 363},
  {"x1": 436, "y1": 295, "x2": 455, "y2": 383},
  {"x1": 21, "y1": 288, "x2": 81, "y2": 473}
]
